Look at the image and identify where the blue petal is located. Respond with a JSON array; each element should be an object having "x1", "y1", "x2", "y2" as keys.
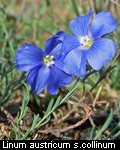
[
  {"x1": 91, "y1": 11, "x2": 118, "y2": 38},
  {"x1": 49, "y1": 43, "x2": 62, "y2": 58},
  {"x1": 27, "y1": 65, "x2": 50, "y2": 94},
  {"x1": 54, "y1": 59, "x2": 64, "y2": 70},
  {"x1": 56, "y1": 31, "x2": 66, "y2": 40},
  {"x1": 48, "y1": 66, "x2": 72, "y2": 95},
  {"x1": 62, "y1": 35, "x2": 80, "y2": 55},
  {"x1": 63, "y1": 48, "x2": 87, "y2": 77},
  {"x1": 15, "y1": 44, "x2": 44, "y2": 71},
  {"x1": 87, "y1": 38, "x2": 117, "y2": 70},
  {"x1": 70, "y1": 10, "x2": 94, "y2": 37},
  {"x1": 44, "y1": 31, "x2": 66, "y2": 54}
]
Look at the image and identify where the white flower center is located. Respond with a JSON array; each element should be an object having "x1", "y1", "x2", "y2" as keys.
[
  {"x1": 79, "y1": 35, "x2": 93, "y2": 49},
  {"x1": 43, "y1": 55, "x2": 54, "y2": 67}
]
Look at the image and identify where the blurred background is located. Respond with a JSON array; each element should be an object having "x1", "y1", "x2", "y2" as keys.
[{"x1": 0, "y1": 0, "x2": 120, "y2": 140}]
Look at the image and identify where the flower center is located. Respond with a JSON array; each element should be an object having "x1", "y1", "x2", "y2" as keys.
[
  {"x1": 43, "y1": 55, "x2": 54, "y2": 67},
  {"x1": 79, "y1": 35, "x2": 93, "y2": 49}
]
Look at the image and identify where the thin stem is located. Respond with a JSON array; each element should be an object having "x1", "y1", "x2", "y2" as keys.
[
  {"x1": 71, "y1": 0, "x2": 80, "y2": 16},
  {"x1": 0, "y1": 64, "x2": 15, "y2": 79}
]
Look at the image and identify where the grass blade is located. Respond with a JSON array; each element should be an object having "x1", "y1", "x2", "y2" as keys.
[{"x1": 93, "y1": 109, "x2": 114, "y2": 140}]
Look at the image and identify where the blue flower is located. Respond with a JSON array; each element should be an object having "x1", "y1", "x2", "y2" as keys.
[
  {"x1": 15, "y1": 31, "x2": 72, "y2": 95},
  {"x1": 62, "y1": 10, "x2": 118, "y2": 77}
]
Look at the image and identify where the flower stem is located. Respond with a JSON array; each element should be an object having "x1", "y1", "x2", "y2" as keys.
[{"x1": 71, "y1": 0, "x2": 80, "y2": 16}]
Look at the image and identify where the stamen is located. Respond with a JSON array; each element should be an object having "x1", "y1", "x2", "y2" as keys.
[
  {"x1": 79, "y1": 35, "x2": 93, "y2": 49},
  {"x1": 43, "y1": 55, "x2": 54, "y2": 67}
]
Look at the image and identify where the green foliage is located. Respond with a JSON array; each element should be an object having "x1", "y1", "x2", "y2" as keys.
[{"x1": 93, "y1": 109, "x2": 114, "y2": 140}]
